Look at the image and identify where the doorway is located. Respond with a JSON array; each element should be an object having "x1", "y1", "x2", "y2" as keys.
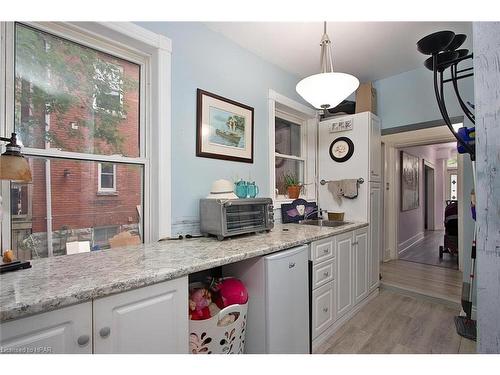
[{"x1": 424, "y1": 162, "x2": 435, "y2": 231}]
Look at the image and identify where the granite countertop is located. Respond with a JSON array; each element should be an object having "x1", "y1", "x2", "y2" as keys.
[{"x1": 0, "y1": 222, "x2": 367, "y2": 322}]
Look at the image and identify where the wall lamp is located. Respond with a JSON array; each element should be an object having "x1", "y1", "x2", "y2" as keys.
[
  {"x1": 416, "y1": 31, "x2": 475, "y2": 160},
  {"x1": 0, "y1": 133, "x2": 32, "y2": 182}
]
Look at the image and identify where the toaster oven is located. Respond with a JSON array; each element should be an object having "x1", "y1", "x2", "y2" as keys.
[{"x1": 200, "y1": 198, "x2": 274, "y2": 240}]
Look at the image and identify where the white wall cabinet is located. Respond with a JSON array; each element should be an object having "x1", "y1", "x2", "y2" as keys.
[
  {"x1": 0, "y1": 303, "x2": 92, "y2": 354},
  {"x1": 93, "y1": 276, "x2": 188, "y2": 354},
  {"x1": 370, "y1": 115, "x2": 382, "y2": 182},
  {"x1": 0, "y1": 277, "x2": 188, "y2": 354}
]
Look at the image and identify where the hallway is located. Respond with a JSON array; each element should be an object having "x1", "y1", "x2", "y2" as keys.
[{"x1": 400, "y1": 230, "x2": 458, "y2": 269}]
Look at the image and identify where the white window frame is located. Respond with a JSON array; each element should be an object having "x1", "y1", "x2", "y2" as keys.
[
  {"x1": 98, "y1": 163, "x2": 117, "y2": 193},
  {"x1": 0, "y1": 22, "x2": 172, "y2": 255},
  {"x1": 268, "y1": 89, "x2": 318, "y2": 207}
]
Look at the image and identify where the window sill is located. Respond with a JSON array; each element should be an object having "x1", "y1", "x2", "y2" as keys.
[{"x1": 97, "y1": 191, "x2": 118, "y2": 196}]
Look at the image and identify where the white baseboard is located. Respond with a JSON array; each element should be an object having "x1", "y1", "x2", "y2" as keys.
[
  {"x1": 398, "y1": 231, "x2": 425, "y2": 254},
  {"x1": 312, "y1": 287, "x2": 379, "y2": 353}
]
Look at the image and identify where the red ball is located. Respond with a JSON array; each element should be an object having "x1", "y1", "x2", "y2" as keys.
[{"x1": 218, "y1": 278, "x2": 248, "y2": 307}]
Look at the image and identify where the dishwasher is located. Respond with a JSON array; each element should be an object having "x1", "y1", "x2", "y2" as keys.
[{"x1": 222, "y1": 245, "x2": 310, "y2": 353}]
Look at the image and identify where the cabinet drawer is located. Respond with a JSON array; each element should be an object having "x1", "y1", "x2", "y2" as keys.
[
  {"x1": 312, "y1": 281, "x2": 336, "y2": 339},
  {"x1": 311, "y1": 237, "x2": 334, "y2": 263},
  {"x1": 312, "y1": 259, "x2": 335, "y2": 289}
]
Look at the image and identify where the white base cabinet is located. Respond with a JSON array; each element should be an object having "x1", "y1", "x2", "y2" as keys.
[
  {"x1": 310, "y1": 226, "x2": 376, "y2": 349},
  {"x1": 0, "y1": 303, "x2": 92, "y2": 354},
  {"x1": 93, "y1": 276, "x2": 188, "y2": 354},
  {"x1": 0, "y1": 277, "x2": 188, "y2": 354}
]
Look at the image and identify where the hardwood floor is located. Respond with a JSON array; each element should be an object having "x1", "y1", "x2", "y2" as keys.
[
  {"x1": 399, "y1": 230, "x2": 458, "y2": 269},
  {"x1": 380, "y1": 260, "x2": 462, "y2": 304},
  {"x1": 314, "y1": 289, "x2": 476, "y2": 354}
]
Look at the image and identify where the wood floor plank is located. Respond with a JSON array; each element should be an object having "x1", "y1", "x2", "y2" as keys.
[{"x1": 314, "y1": 289, "x2": 474, "y2": 354}]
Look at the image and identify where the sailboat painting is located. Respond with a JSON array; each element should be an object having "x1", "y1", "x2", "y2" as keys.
[
  {"x1": 209, "y1": 107, "x2": 246, "y2": 148},
  {"x1": 197, "y1": 89, "x2": 254, "y2": 163}
]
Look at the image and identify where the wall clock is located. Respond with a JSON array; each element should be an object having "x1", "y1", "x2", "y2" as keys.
[{"x1": 329, "y1": 136, "x2": 354, "y2": 162}]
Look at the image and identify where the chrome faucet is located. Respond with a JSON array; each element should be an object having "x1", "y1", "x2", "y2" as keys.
[{"x1": 303, "y1": 208, "x2": 327, "y2": 220}]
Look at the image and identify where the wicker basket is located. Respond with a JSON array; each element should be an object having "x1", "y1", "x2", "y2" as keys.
[{"x1": 189, "y1": 302, "x2": 248, "y2": 354}]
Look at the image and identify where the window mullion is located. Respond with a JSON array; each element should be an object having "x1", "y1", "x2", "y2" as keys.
[{"x1": 23, "y1": 148, "x2": 147, "y2": 165}]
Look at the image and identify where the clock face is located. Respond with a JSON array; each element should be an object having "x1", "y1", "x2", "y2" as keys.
[{"x1": 329, "y1": 137, "x2": 354, "y2": 162}]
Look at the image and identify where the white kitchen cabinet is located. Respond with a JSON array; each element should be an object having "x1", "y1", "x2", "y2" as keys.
[
  {"x1": 369, "y1": 115, "x2": 382, "y2": 182},
  {"x1": 312, "y1": 280, "x2": 336, "y2": 339},
  {"x1": 353, "y1": 227, "x2": 369, "y2": 304},
  {"x1": 92, "y1": 276, "x2": 188, "y2": 354},
  {"x1": 335, "y1": 231, "x2": 353, "y2": 319},
  {"x1": 0, "y1": 303, "x2": 92, "y2": 354},
  {"x1": 369, "y1": 184, "x2": 381, "y2": 292}
]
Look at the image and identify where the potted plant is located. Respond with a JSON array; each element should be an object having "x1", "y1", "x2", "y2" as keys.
[{"x1": 283, "y1": 173, "x2": 303, "y2": 199}]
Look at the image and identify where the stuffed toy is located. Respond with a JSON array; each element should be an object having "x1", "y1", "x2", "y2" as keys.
[{"x1": 189, "y1": 288, "x2": 212, "y2": 320}]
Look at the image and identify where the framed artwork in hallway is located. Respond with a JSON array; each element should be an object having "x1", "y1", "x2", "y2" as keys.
[{"x1": 400, "y1": 151, "x2": 419, "y2": 211}]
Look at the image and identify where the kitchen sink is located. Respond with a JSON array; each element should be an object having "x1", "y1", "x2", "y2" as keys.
[{"x1": 298, "y1": 219, "x2": 352, "y2": 227}]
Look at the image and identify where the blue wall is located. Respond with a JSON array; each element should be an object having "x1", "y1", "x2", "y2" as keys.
[
  {"x1": 135, "y1": 22, "x2": 305, "y2": 234},
  {"x1": 374, "y1": 65, "x2": 474, "y2": 129}
]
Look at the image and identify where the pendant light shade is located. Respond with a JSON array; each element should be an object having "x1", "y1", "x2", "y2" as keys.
[
  {"x1": 0, "y1": 133, "x2": 32, "y2": 182},
  {"x1": 296, "y1": 72, "x2": 359, "y2": 110},
  {"x1": 296, "y1": 22, "x2": 359, "y2": 110}
]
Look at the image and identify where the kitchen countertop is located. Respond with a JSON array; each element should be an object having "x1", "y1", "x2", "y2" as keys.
[{"x1": 0, "y1": 222, "x2": 367, "y2": 322}]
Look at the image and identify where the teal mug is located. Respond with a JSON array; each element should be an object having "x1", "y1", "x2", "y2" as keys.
[
  {"x1": 247, "y1": 182, "x2": 259, "y2": 198},
  {"x1": 234, "y1": 180, "x2": 248, "y2": 198}
]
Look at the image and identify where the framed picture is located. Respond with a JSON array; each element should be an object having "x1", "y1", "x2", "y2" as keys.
[
  {"x1": 329, "y1": 136, "x2": 355, "y2": 162},
  {"x1": 196, "y1": 89, "x2": 254, "y2": 163},
  {"x1": 400, "y1": 151, "x2": 419, "y2": 211}
]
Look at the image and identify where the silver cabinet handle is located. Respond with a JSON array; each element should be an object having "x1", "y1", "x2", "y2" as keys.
[
  {"x1": 352, "y1": 241, "x2": 359, "y2": 245},
  {"x1": 77, "y1": 334, "x2": 90, "y2": 347},
  {"x1": 99, "y1": 327, "x2": 111, "y2": 338},
  {"x1": 322, "y1": 307, "x2": 328, "y2": 313},
  {"x1": 289, "y1": 262, "x2": 295, "y2": 269},
  {"x1": 323, "y1": 249, "x2": 329, "y2": 254},
  {"x1": 323, "y1": 271, "x2": 329, "y2": 277}
]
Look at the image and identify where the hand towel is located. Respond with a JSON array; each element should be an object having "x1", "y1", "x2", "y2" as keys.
[
  {"x1": 327, "y1": 180, "x2": 343, "y2": 205},
  {"x1": 342, "y1": 179, "x2": 359, "y2": 199}
]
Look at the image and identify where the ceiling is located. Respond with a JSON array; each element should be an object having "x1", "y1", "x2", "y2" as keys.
[{"x1": 205, "y1": 22, "x2": 473, "y2": 82}]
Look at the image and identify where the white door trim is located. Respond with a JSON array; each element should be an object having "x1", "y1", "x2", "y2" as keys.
[{"x1": 382, "y1": 124, "x2": 455, "y2": 261}]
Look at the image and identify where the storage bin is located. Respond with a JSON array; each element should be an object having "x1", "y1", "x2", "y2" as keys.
[{"x1": 189, "y1": 302, "x2": 248, "y2": 354}]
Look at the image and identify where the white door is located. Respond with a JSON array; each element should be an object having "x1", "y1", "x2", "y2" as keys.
[
  {"x1": 369, "y1": 184, "x2": 381, "y2": 292},
  {"x1": 93, "y1": 277, "x2": 188, "y2": 354},
  {"x1": 353, "y1": 227, "x2": 369, "y2": 304},
  {"x1": 336, "y1": 231, "x2": 353, "y2": 318},
  {"x1": 370, "y1": 115, "x2": 382, "y2": 182},
  {"x1": 0, "y1": 303, "x2": 92, "y2": 354},
  {"x1": 265, "y1": 245, "x2": 309, "y2": 354}
]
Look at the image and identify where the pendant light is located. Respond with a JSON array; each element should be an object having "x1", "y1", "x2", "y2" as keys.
[
  {"x1": 0, "y1": 133, "x2": 32, "y2": 182},
  {"x1": 296, "y1": 22, "x2": 359, "y2": 110}
]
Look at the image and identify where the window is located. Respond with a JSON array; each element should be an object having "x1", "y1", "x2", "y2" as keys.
[
  {"x1": 269, "y1": 90, "x2": 317, "y2": 205},
  {"x1": 275, "y1": 113, "x2": 306, "y2": 198},
  {"x1": 98, "y1": 162, "x2": 117, "y2": 193},
  {"x1": 2, "y1": 22, "x2": 150, "y2": 259}
]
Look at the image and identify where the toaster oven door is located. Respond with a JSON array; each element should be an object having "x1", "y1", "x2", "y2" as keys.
[{"x1": 224, "y1": 202, "x2": 268, "y2": 234}]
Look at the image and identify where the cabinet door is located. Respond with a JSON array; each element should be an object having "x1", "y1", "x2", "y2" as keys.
[
  {"x1": 312, "y1": 281, "x2": 336, "y2": 339},
  {"x1": 353, "y1": 227, "x2": 369, "y2": 304},
  {"x1": 93, "y1": 277, "x2": 188, "y2": 354},
  {"x1": 369, "y1": 185, "x2": 381, "y2": 292},
  {"x1": 336, "y1": 231, "x2": 353, "y2": 319},
  {"x1": 0, "y1": 303, "x2": 92, "y2": 354},
  {"x1": 370, "y1": 115, "x2": 381, "y2": 181}
]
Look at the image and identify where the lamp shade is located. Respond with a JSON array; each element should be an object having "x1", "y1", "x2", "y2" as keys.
[
  {"x1": 0, "y1": 154, "x2": 32, "y2": 182},
  {"x1": 296, "y1": 72, "x2": 360, "y2": 110}
]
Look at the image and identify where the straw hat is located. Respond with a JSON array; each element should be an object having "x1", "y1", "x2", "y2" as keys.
[{"x1": 206, "y1": 179, "x2": 238, "y2": 199}]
